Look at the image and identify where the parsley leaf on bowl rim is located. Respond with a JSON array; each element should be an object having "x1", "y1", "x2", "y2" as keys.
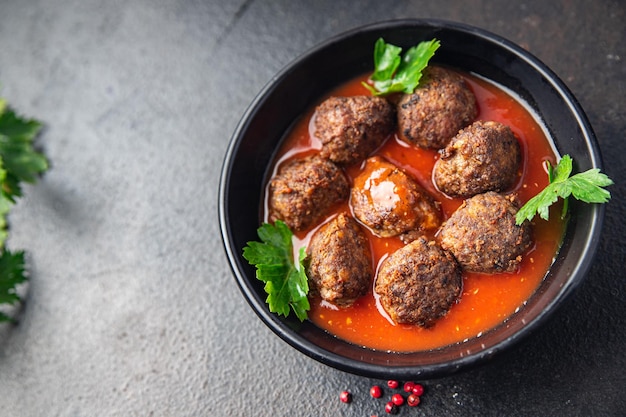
[
  {"x1": 515, "y1": 154, "x2": 613, "y2": 225},
  {"x1": 242, "y1": 220, "x2": 310, "y2": 322}
]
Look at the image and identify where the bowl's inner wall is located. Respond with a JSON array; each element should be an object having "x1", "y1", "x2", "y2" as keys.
[{"x1": 221, "y1": 20, "x2": 601, "y2": 379}]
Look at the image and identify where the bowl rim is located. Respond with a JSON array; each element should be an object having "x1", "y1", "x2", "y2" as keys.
[{"x1": 218, "y1": 18, "x2": 605, "y2": 379}]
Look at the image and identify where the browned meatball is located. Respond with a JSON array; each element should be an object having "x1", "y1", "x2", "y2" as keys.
[
  {"x1": 350, "y1": 156, "x2": 441, "y2": 237},
  {"x1": 439, "y1": 192, "x2": 532, "y2": 273},
  {"x1": 397, "y1": 66, "x2": 477, "y2": 149},
  {"x1": 268, "y1": 155, "x2": 349, "y2": 232},
  {"x1": 307, "y1": 213, "x2": 373, "y2": 307},
  {"x1": 375, "y1": 237, "x2": 462, "y2": 327},
  {"x1": 433, "y1": 121, "x2": 522, "y2": 197},
  {"x1": 314, "y1": 96, "x2": 396, "y2": 165}
]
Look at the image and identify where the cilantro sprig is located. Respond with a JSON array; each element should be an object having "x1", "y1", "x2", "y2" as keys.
[
  {"x1": 0, "y1": 97, "x2": 48, "y2": 323},
  {"x1": 363, "y1": 38, "x2": 440, "y2": 96},
  {"x1": 515, "y1": 155, "x2": 613, "y2": 225},
  {"x1": 242, "y1": 221, "x2": 310, "y2": 321}
]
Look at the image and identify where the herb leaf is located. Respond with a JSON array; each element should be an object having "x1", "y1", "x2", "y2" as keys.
[
  {"x1": 515, "y1": 155, "x2": 613, "y2": 225},
  {"x1": 363, "y1": 38, "x2": 440, "y2": 95},
  {"x1": 243, "y1": 221, "x2": 310, "y2": 321},
  {"x1": 0, "y1": 102, "x2": 48, "y2": 202},
  {"x1": 0, "y1": 96, "x2": 49, "y2": 323},
  {"x1": 0, "y1": 250, "x2": 27, "y2": 323},
  {"x1": 370, "y1": 38, "x2": 402, "y2": 82}
]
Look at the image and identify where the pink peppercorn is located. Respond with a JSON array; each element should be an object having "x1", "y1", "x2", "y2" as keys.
[
  {"x1": 407, "y1": 394, "x2": 421, "y2": 407},
  {"x1": 387, "y1": 380, "x2": 399, "y2": 389},
  {"x1": 370, "y1": 385, "x2": 383, "y2": 398},
  {"x1": 391, "y1": 393, "x2": 404, "y2": 406},
  {"x1": 340, "y1": 390, "x2": 351, "y2": 403},
  {"x1": 385, "y1": 401, "x2": 398, "y2": 414},
  {"x1": 412, "y1": 383, "x2": 425, "y2": 396}
]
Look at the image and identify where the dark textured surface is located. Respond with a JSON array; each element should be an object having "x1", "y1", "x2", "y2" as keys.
[{"x1": 0, "y1": 1, "x2": 624, "y2": 416}]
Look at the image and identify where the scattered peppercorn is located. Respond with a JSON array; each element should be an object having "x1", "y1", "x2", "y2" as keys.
[
  {"x1": 411, "y1": 383, "x2": 424, "y2": 397},
  {"x1": 387, "y1": 380, "x2": 399, "y2": 389},
  {"x1": 338, "y1": 380, "x2": 425, "y2": 413},
  {"x1": 391, "y1": 393, "x2": 404, "y2": 406},
  {"x1": 407, "y1": 394, "x2": 421, "y2": 407},
  {"x1": 370, "y1": 385, "x2": 383, "y2": 398},
  {"x1": 385, "y1": 401, "x2": 398, "y2": 414},
  {"x1": 340, "y1": 390, "x2": 352, "y2": 403}
]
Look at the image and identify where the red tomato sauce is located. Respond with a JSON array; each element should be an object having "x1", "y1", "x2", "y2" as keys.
[{"x1": 264, "y1": 70, "x2": 565, "y2": 352}]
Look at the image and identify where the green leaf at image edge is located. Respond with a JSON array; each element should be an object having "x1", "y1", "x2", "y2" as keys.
[
  {"x1": 0, "y1": 105, "x2": 49, "y2": 199},
  {"x1": 0, "y1": 96, "x2": 49, "y2": 323},
  {"x1": 0, "y1": 249, "x2": 27, "y2": 323}
]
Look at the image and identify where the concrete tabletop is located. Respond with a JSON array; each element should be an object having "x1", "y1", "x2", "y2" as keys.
[{"x1": 0, "y1": 1, "x2": 624, "y2": 416}]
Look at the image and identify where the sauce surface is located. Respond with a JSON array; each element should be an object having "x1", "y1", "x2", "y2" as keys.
[{"x1": 265, "y1": 70, "x2": 565, "y2": 352}]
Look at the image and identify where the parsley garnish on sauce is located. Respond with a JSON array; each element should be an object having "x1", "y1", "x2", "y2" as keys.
[
  {"x1": 516, "y1": 155, "x2": 613, "y2": 225},
  {"x1": 0, "y1": 97, "x2": 49, "y2": 323},
  {"x1": 363, "y1": 37, "x2": 440, "y2": 95},
  {"x1": 243, "y1": 221, "x2": 310, "y2": 322}
]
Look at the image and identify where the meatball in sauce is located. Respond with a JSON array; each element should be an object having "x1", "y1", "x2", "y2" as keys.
[
  {"x1": 397, "y1": 66, "x2": 478, "y2": 149},
  {"x1": 268, "y1": 155, "x2": 349, "y2": 232},
  {"x1": 307, "y1": 213, "x2": 373, "y2": 307},
  {"x1": 375, "y1": 237, "x2": 462, "y2": 327},
  {"x1": 351, "y1": 156, "x2": 441, "y2": 237},
  {"x1": 434, "y1": 120, "x2": 522, "y2": 197},
  {"x1": 439, "y1": 191, "x2": 532, "y2": 273},
  {"x1": 314, "y1": 95, "x2": 396, "y2": 165}
]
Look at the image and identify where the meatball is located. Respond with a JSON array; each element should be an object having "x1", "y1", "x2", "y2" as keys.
[
  {"x1": 397, "y1": 66, "x2": 477, "y2": 149},
  {"x1": 375, "y1": 237, "x2": 462, "y2": 327},
  {"x1": 433, "y1": 120, "x2": 522, "y2": 197},
  {"x1": 314, "y1": 95, "x2": 396, "y2": 165},
  {"x1": 268, "y1": 155, "x2": 349, "y2": 232},
  {"x1": 351, "y1": 156, "x2": 441, "y2": 237},
  {"x1": 438, "y1": 192, "x2": 532, "y2": 273},
  {"x1": 307, "y1": 213, "x2": 373, "y2": 307}
]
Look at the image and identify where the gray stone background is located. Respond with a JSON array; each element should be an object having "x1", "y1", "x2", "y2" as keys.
[{"x1": 0, "y1": 1, "x2": 624, "y2": 416}]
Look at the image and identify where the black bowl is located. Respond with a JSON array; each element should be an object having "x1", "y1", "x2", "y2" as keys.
[{"x1": 218, "y1": 19, "x2": 604, "y2": 379}]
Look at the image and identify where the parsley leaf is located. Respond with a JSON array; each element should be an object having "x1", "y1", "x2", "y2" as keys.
[
  {"x1": 515, "y1": 155, "x2": 613, "y2": 225},
  {"x1": 242, "y1": 221, "x2": 310, "y2": 321},
  {"x1": 363, "y1": 38, "x2": 440, "y2": 95},
  {"x1": 0, "y1": 160, "x2": 12, "y2": 245},
  {"x1": 0, "y1": 100, "x2": 48, "y2": 202},
  {"x1": 0, "y1": 96, "x2": 49, "y2": 322},
  {"x1": 0, "y1": 250, "x2": 27, "y2": 323}
]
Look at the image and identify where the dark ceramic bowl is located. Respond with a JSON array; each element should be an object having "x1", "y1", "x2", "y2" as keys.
[{"x1": 218, "y1": 19, "x2": 604, "y2": 379}]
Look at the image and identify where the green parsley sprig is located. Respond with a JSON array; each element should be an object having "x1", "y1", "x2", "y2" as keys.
[
  {"x1": 363, "y1": 38, "x2": 440, "y2": 96},
  {"x1": 242, "y1": 221, "x2": 310, "y2": 321},
  {"x1": 0, "y1": 96, "x2": 49, "y2": 323},
  {"x1": 515, "y1": 154, "x2": 613, "y2": 225}
]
